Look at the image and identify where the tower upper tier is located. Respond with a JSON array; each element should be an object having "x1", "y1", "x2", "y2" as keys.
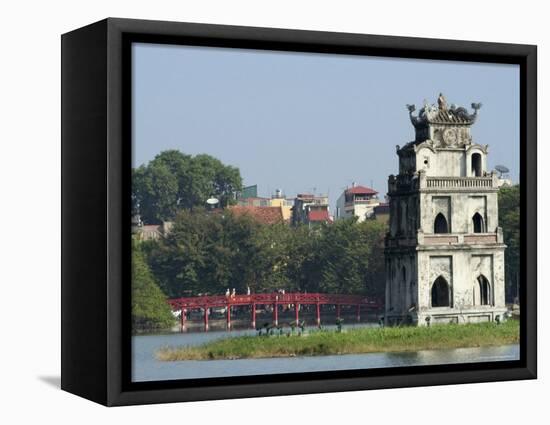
[{"x1": 397, "y1": 94, "x2": 488, "y2": 178}]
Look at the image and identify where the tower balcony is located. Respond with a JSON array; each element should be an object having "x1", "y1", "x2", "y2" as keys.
[
  {"x1": 386, "y1": 227, "x2": 505, "y2": 248},
  {"x1": 423, "y1": 176, "x2": 497, "y2": 190},
  {"x1": 388, "y1": 173, "x2": 499, "y2": 194},
  {"x1": 421, "y1": 233, "x2": 498, "y2": 245}
]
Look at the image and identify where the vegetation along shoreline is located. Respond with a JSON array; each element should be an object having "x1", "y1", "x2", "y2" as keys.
[{"x1": 156, "y1": 320, "x2": 519, "y2": 361}]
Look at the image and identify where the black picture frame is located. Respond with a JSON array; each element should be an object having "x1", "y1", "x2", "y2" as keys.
[{"x1": 61, "y1": 17, "x2": 537, "y2": 406}]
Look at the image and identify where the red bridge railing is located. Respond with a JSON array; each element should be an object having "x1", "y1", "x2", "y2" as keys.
[{"x1": 168, "y1": 292, "x2": 382, "y2": 331}]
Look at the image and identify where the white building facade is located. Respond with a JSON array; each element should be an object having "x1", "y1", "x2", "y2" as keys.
[
  {"x1": 384, "y1": 95, "x2": 507, "y2": 326},
  {"x1": 335, "y1": 184, "x2": 379, "y2": 222}
]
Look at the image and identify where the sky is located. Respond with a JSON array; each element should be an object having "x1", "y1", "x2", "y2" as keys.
[{"x1": 132, "y1": 43, "x2": 519, "y2": 210}]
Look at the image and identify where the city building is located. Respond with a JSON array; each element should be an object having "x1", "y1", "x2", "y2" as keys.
[
  {"x1": 236, "y1": 186, "x2": 293, "y2": 221},
  {"x1": 268, "y1": 189, "x2": 294, "y2": 221},
  {"x1": 236, "y1": 196, "x2": 270, "y2": 207},
  {"x1": 236, "y1": 184, "x2": 268, "y2": 207},
  {"x1": 384, "y1": 94, "x2": 506, "y2": 326},
  {"x1": 335, "y1": 183, "x2": 380, "y2": 222},
  {"x1": 238, "y1": 184, "x2": 258, "y2": 199},
  {"x1": 291, "y1": 193, "x2": 331, "y2": 226}
]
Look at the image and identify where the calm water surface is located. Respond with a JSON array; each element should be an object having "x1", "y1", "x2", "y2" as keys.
[{"x1": 132, "y1": 324, "x2": 519, "y2": 382}]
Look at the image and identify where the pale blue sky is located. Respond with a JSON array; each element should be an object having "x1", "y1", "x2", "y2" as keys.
[{"x1": 132, "y1": 43, "x2": 519, "y2": 209}]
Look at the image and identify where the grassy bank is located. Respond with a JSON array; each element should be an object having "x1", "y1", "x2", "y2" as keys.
[{"x1": 156, "y1": 320, "x2": 519, "y2": 361}]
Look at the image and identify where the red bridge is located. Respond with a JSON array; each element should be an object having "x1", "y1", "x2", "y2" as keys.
[{"x1": 168, "y1": 292, "x2": 382, "y2": 331}]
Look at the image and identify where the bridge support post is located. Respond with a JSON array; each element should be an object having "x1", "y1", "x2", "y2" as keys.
[
  {"x1": 251, "y1": 303, "x2": 256, "y2": 329},
  {"x1": 356, "y1": 305, "x2": 361, "y2": 323},
  {"x1": 336, "y1": 304, "x2": 341, "y2": 320},
  {"x1": 273, "y1": 303, "x2": 278, "y2": 326},
  {"x1": 180, "y1": 308, "x2": 186, "y2": 332},
  {"x1": 203, "y1": 307, "x2": 209, "y2": 331},
  {"x1": 226, "y1": 304, "x2": 231, "y2": 330},
  {"x1": 316, "y1": 303, "x2": 321, "y2": 326},
  {"x1": 295, "y1": 303, "x2": 299, "y2": 324}
]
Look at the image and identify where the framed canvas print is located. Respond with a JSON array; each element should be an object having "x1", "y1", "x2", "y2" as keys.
[{"x1": 61, "y1": 18, "x2": 537, "y2": 406}]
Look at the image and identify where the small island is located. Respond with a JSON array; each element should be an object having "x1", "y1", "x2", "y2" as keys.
[{"x1": 156, "y1": 320, "x2": 519, "y2": 361}]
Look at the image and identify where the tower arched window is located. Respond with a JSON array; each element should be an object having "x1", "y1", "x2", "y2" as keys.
[
  {"x1": 471, "y1": 153, "x2": 482, "y2": 177},
  {"x1": 477, "y1": 275, "x2": 491, "y2": 305},
  {"x1": 431, "y1": 276, "x2": 451, "y2": 307},
  {"x1": 434, "y1": 213, "x2": 449, "y2": 234},
  {"x1": 472, "y1": 212, "x2": 485, "y2": 233}
]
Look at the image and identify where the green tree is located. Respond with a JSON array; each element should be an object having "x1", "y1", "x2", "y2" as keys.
[
  {"x1": 249, "y1": 222, "x2": 294, "y2": 292},
  {"x1": 189, "y1": 154, "x2": 242, "y2": 209},
  {"x1": 133, "y1": 162, "x2": 179, "y2": 224},
  {"x1": 144, "y1": 209, "x2": 387, "y2": 299},
  {"x1": 133, "y1": 150, "x2": 242, "y2": 224},
  {"x1": 499, "y1": 184, "x2": 520, "y2": 302},
  {"x1": 284, "y1": 224, "x2": 323, "y2": 293},
  {"x1": 132, "y1": 241, "x2": 176, "y2": 331},
  {"x1": 360, "y1": 219, "x2": 387, "y2": 298},
  {"x1": 315, "y1": 219, "x2": 386, "y2": 295},
  {"x1": 147, "y1": 209, "x2": 260, "y2": 297}
]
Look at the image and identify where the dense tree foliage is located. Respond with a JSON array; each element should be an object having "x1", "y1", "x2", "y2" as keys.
[
  {"x1": 133, "y1": 150, "x2": 243, "y2": 224},
  {"x1": 143, "y1": 211, "x2": 387, "y2": 299},
  {"x1": 132, "y1": 241, "x2": 176, "y2": 331},
  {"x1": 498, "y1": 184, "x2": 520, "y2": 302},
  {"x1": 146, "y1": 209, "x2": 259, "y2": 297}
]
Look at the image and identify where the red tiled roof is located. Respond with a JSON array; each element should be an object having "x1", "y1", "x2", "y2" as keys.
[
  {"x1": 308, "y1": 209, "x2": 331, "y2": 222},
  {"x1": 228, "y1": 206, "x2": 284, "y2": 225},
  {"x1": 345, "y1": 185, "x2": 378, "y2": 195}
]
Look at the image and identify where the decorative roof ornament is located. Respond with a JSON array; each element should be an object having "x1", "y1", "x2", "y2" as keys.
[
  {"x1": 437, "y1": 93, "x2": 448, "y2": 111},
  {"x1": 406, "y1": 94, "x2": 482, "y2": 129},
  {"x1": 471, "y1": 102, "x2": 483, "y2": 112}
]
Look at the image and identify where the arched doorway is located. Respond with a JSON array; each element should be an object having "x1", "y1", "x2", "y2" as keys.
[
  {"x1": 472, "y1": 212, "x2": 485, "y2": 233},
  {"x1": 431, "y1": 276, "x2": 451, "y2": 307},
  {"x1": 434, "y1": 213, "x2": 449, "y2": 234},
  {"x1": 401, "y1": 266, "x2": 408, "y2": 309},
  {"x1": 471, "y1": 153, "x2": 482, "y2": 176},
  {"x1": 477, "y1": 275, "x2": 491, "y2": 305}
]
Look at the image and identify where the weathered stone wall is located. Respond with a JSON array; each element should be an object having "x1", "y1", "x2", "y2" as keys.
[
  {"x1": 415, "y1": 143, "x2": 488, "y2": 178},
  {"x1": 419, "y1": 191, "x2": 498, "y2": 234},
  {"x1": 385, "y1": 250, "x2": 418, "y2": 317}
]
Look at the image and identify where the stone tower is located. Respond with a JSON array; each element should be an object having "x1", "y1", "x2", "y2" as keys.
[{"x1": 384, "y1": 94, "x2": 507, "y2": 326}]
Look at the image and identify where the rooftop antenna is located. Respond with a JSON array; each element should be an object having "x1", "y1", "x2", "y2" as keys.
[{"x1": 495, "y1": 165, "x2": 510, "y2": 179}]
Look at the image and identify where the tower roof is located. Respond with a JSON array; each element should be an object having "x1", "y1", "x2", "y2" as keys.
[{"x1": 407, "y1": 94, "x2": 482, "y2": 129}]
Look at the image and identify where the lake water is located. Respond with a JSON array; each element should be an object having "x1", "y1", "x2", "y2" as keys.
[{"x1": 132, "y1": 325, "x2": 520, "y2": 382}]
